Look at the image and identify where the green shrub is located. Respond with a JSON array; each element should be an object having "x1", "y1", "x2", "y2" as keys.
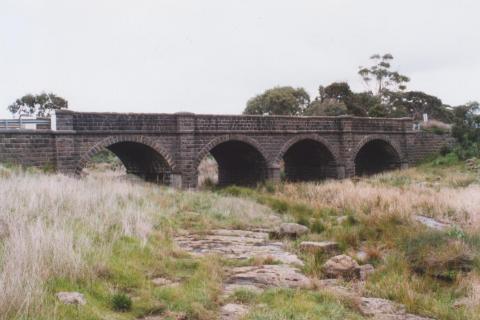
[
  {"x1": 310, "y1": 219, "x2": 326, "y2": 234},
  {"x1": 111, "y1": 293, "x2": 132, "y2": 312},
  {"x1": 232, "y1": 288, "x2": 258, "y2": 304},
  {"x1": 403, "y1": 231, "x2": 475, "y2": 280}
]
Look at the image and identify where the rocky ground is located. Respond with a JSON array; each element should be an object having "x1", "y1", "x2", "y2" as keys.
[{"x1": 170, "y1": 225, "x2": 435, "y2": 320}]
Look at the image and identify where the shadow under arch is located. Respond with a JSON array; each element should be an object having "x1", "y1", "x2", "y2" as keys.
[
  {"x1": 196, "y1": 135, "x2": 268, "y2": 186},
  {"x1": 275, "y1": 135, "x2": 339, "y2": 182},
  {"x1": 75, "y1": 136, "x2": 175, "y2": 184},
  {"x1": 353, "y1": 136, "x2": 402, "y2": 176}
]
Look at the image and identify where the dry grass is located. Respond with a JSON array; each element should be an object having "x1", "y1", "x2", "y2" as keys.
[
  {"x1": 0, "y1": 165, "x2": 279, "y2": 319},
  {"x1": 274, "y1": 168, "x2": 480, "y2": 230},
  {"x1": 197, "y1": 156, "x2": 218, "y2": 187}
]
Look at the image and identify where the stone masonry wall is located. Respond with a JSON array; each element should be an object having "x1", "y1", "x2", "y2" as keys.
[{"x1": 0, "y1": 111, "x2": 452, "y2": 188}]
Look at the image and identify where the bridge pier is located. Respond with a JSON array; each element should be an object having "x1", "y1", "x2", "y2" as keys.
[
  {"x1": 170, "y1": 173, "x2": 183, "y2": 189},
  {"x1": 267, "y1": 166, "x2": 281, "y2": 184}
]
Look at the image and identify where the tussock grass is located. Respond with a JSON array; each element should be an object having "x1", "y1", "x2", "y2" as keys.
[
  {"x1": 225, "y1": 160, "x2": 480, "y2": 320},
  {"x1": 0, "y1": 165, "x2": 279, "y2": 319},
  {"x1": 244, "y1": 288, "x2": 364, "y2": 320}
]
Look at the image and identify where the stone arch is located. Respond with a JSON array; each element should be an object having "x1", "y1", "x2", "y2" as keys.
[
  {"x1": 274, "y1": 134, "x2": 339, "y2": 181},
  {"x1": 352, "y1": 135, "x2": 404, "y2": 176},
  {"x1": 75, "y1": 135, "x2": 176, "y2": 183},
  {"x1": 274, "y1": 134, "x2": 339, "y2": 167},
  {"x1": 195, "y1": 135, "x2": 268, "y2": 186}
]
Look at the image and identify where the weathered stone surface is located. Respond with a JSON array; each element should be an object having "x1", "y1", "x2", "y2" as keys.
[
  {"x1": 151, "y1": 277, "x2": 180, "y2": 288},
  {"x1": 323, "y1": 255, "x2": 360, "y2": 279},
  {"x1": 272, "y1": 223, "x2": 309, "y2": 239},
  {"x1": 56, "y1": 291, "x2": 86, "y2": 305},
  {"x1": 414, "y1": 215, "x2": 452, "y2": 231},
  {"x1": 359, "y1": 298, "x2": 406, "y2": 316},
  {"x1": 359, "y1": 298, "x2": 434, "y2": 320},
  {"x1": 226, "y1": 264, "x2": 313, "y2": 290},
  {"x1": 299, "y1": 241, "x2": 338, "y2": 254},
  {"x1": 220, "y1": 303, "x2": 249, "y2": 320},
  {"x1": 175, "y1": 229, "x2": 304, "y2": 265}
]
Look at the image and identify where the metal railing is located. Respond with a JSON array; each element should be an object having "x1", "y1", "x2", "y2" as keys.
[{"x1": 0, "y1": 117, "x2": 51, "y2": 130}]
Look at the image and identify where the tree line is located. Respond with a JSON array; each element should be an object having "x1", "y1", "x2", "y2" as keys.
[
  {"x1": 6, "y1": 53, "x2": 480, "y2": 158},
  {"x1": 244, "y1": 53, "x2": 469, "y2": 123},
  {"x1": 243, "y1": 54, "x2": 479, "y2": 159}
]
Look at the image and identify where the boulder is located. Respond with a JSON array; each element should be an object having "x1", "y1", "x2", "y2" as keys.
[
  {"x1": 227, "y1": 264, "x2": 312, "y2": 290},
  {"x1": 271, "y1": 223, "x2": 309, "y2": 239},
  {"x1": 299, "y1": 241, "x2": 339, "y2": 255},
  {"x1": 56, "y1": 291, "x2": 86, "y2": 305},
  {"x1": 322, "y1": 254, "x2": 360, "y2": 279}
]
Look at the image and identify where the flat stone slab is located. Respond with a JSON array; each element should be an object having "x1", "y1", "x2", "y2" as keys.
[
  {"x1": 226, "y1": 264, "x2": 313, "y2": 290},
  {"x1": 359, "y1": 298, "x2": 434, "y2": 320},
  {"x1": 414, "y1": 215, "x2": 452, "y2": 231},
  {"x1": 56, "y1": 291, "x2": 86, "y2": 305},
  {"x1": 175, "y1": 229, "x2": 304, "y2": 265}
]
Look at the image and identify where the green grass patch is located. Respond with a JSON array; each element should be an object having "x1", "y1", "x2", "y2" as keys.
[{"x1": 245, "y1": 288, "x2": 364, "y2": 320}]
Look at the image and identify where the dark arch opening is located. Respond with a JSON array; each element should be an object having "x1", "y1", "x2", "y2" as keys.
[
  {"x1": 282, "y1": 139, "x2": 337, "y2": 182},
  {"x1": 84, "y1": 142, "x2": 172, "y2": 184},
  {"x1": 354, "y1": 140, "x2": 401, "y2": 176},
  {"x1": 199, "y1": 140, "x2": 267, "y2": 187}
]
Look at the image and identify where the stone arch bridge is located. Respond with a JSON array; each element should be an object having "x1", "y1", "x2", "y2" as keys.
[{"x1": 0, "y1": 110, "x2": 450, "y2": 188}]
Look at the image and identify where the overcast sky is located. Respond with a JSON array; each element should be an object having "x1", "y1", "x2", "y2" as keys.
[{"x1": 1, "y1": 0, "x2": 479, "y2": 117}]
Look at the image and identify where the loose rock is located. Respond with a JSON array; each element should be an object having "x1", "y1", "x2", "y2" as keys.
[
  {"x1": 151, "y1": 277, "x2": 179, "y2": 287},
  {"x1": 226, "y1": 264, "x2": 313, "y2": 290},
  {"x1": 323, "y1": 255, "x2": 360, "y2": 279},
  {"x1": 299, "y1": 241, "x2": 338, "y2": 255},
  {"x1": 414, "y1": 215, "x2": 451, "y2": 231},
  {"x1": 56, "y1": 291, "x2": 86, "y2": 305},
  {"x1": 271, "y1": 223, "x2": 309, "y2": 239}
]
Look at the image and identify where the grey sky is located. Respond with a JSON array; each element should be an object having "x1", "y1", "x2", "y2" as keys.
[{"x1": 1, "y1": 0, "x2": 479, "y2": 117}]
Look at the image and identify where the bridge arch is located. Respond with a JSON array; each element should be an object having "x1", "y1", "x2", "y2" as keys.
[
  {"x1": 196, "y1": 135, "x2": 268, "y2": 186},
  {"x1": 352, "y1": 135, "x2": 404, "y2": 176},
  {"x1": 75, "y1": 136, "x2": 176, "y2": 184},
  {"x1": 275, "y1": 134, "x2": 339, "y2": 181}
]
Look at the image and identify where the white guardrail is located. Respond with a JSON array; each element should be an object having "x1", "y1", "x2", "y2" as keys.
[{"x1": 0, "y1": 118, "x2": 51, "y2": 130}]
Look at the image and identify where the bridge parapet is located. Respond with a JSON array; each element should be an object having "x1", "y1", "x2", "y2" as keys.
[{"x1": 54, "y1": 111, "x2": 413, "y2": 134}]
